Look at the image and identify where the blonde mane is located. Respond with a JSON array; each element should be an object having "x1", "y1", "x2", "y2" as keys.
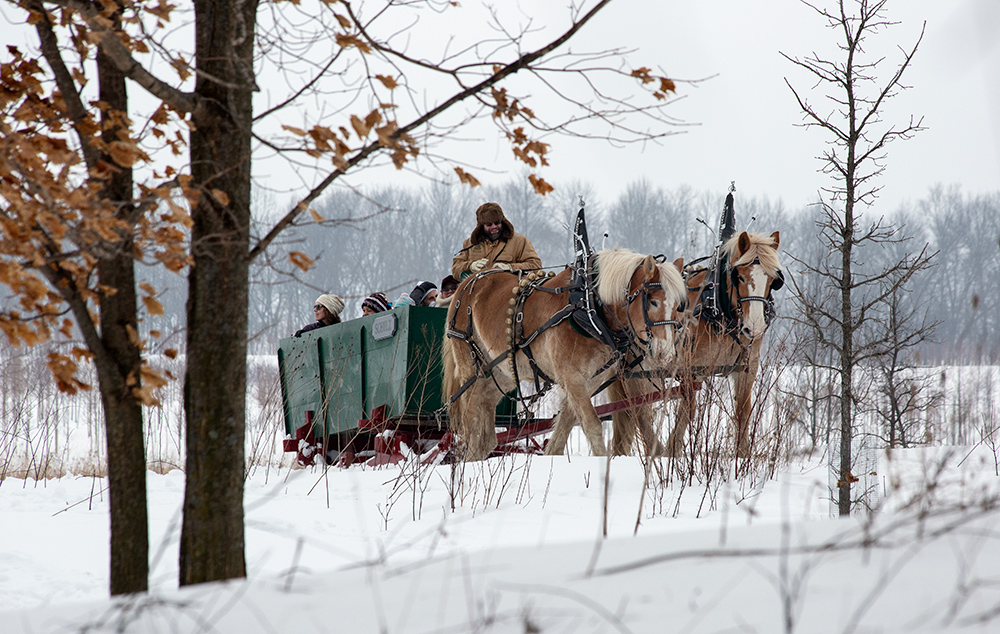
[
  {"x1": 656, "y1": 260, "x2": 686, "y2": 310},
  {"x1": 722, "y1": 232, "x2": 782, "y2": 276},
  {"x1": 594, "y1": 248, "x2": 685, "y2": 309}
]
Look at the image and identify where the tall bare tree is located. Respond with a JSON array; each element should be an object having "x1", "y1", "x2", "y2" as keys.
[{"x1": 782, "y1": 0, "x2": 931, "y2": 516}]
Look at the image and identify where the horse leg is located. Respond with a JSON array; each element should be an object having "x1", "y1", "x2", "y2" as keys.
[
  {"x1": 543, "y1": 398, "x2": 576, "y2": 456},
  {"x1": 443, "y1": 338, "x2": 473, "y2": 445},
  {"x1": 459, "y1": 380, "x2": 505, "y2": 461},
  {"x1": 443, "y1": 339, "x2": 502, "y2": 462},
  {"x1": 565, "y1": 382, "x2": 608, "y2": 456},
  {"x1": 579, "y1": 409, "x2": 609, "y2": 457},
  {"x1": 610, "y1": 378, "x2": 664, "y2": 457},
  {"x1": 543, "y1": 383, "x2": 607, "y2": 457},
  {"x1": 608, "y1": 380, "x2": 637, "y2": 456},
  {"x1": 666, "y1": 379, "x2": 696, "y2": 457},
  {"x1": 632, "y1": 379, "x2": 665, "y2": 458},
  {"x1": 637, "y1": 404, "x2": 665, "y2": 458},
  {"x1": 732, "y1": 369, "x2": 756, "y2": 461}
]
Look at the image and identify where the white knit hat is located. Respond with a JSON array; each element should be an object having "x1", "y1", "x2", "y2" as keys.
[{"x1": 315, "y1": 294, "x2": 345, "y2": 316}]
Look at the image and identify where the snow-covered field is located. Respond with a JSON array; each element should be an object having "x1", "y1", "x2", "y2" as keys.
[
  {"x1": 3, "y1": 354, "x2": 1000, "y2": 633},
  {"x1": 3, "y1": 445, "x2": 1000, "y2": 633}
]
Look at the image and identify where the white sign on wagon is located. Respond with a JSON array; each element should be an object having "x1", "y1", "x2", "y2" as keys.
[{"x1": 371, "y1": 313, "x2": 397, "y2": 340}]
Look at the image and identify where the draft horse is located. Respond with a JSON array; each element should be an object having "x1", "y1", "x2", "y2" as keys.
[
  {"x1": 444, "y1": 249, "x2": 687, "y2": 461},
  {"x1": 611, "y1": 230, "x2": 784, "y2": 460}
]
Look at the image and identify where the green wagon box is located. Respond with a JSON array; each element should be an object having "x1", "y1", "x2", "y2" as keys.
[{"x1": 278, "y1": 305, "x2": 447, "y2": 447}]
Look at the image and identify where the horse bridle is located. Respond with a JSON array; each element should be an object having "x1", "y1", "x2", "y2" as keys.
[
  {"x1": 625, "y1": 279, "x2": 685, "y2": 354},
  {"x1": 731, "y1": 257, "x2": 784, "y2": 326}
]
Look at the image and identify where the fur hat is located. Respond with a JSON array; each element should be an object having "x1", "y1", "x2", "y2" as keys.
[
  {"x1": 476, "y1": 202, "x2": 504, "y2": 225},
  {"x1": 362, "y1": 292, "x2": 391, "y2": 314},
  {"x1": 470, "y1": 202, "x2": 514, "y2": 245},
  {"x1": 410, "y1": 281, "x2": 438, "y2": 306},
  {"x1": 315, "y1": 294, "x2": 345, "y2": 316}
]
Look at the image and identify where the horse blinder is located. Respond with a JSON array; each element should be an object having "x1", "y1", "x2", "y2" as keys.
[{"x1": 770, "y1": 269, "x2": 785, "y2": 292}]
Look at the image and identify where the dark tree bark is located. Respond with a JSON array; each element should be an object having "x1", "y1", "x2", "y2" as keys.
[
  {"x1": 837, "y1": 189, "x2": 856, "y2": 517},
  {"x1": 179, "y1": 0, "x2": 258, "y2": 585},
  {"x1": 96, "y1": 42, "x2": 150, "y2": 594},
  {"x1": 30, "y1": 1, "x2": 150, "y2": 594},
  {"x1": 98, "y1": 254, "x2": 149, "y2": 595}
]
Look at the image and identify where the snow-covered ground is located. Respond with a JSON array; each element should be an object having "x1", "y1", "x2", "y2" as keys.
[{"x1": 3, "y1": 445, "x2": 1000, "y2": 633}]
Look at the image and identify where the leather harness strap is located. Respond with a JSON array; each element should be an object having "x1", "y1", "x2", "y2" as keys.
[{"x1": 445, "y1": 262, "x2": 639, "y2": 410}]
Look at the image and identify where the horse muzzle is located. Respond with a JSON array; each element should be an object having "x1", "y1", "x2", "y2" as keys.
[{"x1": 645, "y1": 334, "x2": 677, "y2": 368}]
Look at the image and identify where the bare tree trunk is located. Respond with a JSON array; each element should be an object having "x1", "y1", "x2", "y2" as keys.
[
  {"x1": 98, "y1": 254, "x2": 149, "y2": 595},
  {"x1": 838, "y1": 242, "x2": 854, "y2": 516},
  {"x1": 837, "y1": 163, "x2": 856, "y2": 517},
  {"x1": 96, "y1": 28, "x2": 149, "y2": 596},
  {"x1": 179, "y1": 0, "x2": 257, "y2": 585}
]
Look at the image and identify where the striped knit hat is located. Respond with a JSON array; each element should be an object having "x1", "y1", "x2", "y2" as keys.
[{"x1": 362, "y1": 292, "x2": 391, "y2": 314}]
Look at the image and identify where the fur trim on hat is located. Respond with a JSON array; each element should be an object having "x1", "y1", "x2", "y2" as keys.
[
  {"x1": 410, "y1": 281, "x2": 438, "y2": 306},
  {"x1": 470, "y1": 202, "x2": 514, "y2": 245},
  {"x1": 315, "y1": 294, "x2": 345, "y2": 316}
]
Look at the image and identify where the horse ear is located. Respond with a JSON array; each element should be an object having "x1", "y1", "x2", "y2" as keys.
[
  {"x1": 738, "y1": 231, "x2": 751, "y2": 256},
  {"x1": 643, "y1": 254, "x2": 656, "y2": 276},
  {"x1": 770, "y1": 230, "x2": 781, "y2": 250},
  {"x1": 673, "y1": 257, "x2": 684, "y2": 272}
]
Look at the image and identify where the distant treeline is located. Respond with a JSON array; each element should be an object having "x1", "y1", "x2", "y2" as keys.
[{"x1": 93, "y1": 179, "x2": 1000, "y2": 364}]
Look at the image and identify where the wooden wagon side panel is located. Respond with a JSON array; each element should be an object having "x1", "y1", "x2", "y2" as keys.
[
  {"x1": 402, "y1": 308, "x2": 447, "y2": 417},
  {"x1": 279, "y1": 306, "x2": 450, "y2": 441},
  {"x1": 278, "y1": 335, "x2": 324, "y2": 439},
  {"x1": 362, "y1": 310, "x2": 409, "y2": 420},
  {"x1": 318, "y1": 329, "x2": 363, "y2": 437}
]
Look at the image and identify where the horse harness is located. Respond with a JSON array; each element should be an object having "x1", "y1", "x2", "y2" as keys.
[
  {"x1": 685, "y1": 253, "x2": 783, "y2": 348},
  {"x1": 444, "y1": 256, "x2": 680, "y2": 410}
]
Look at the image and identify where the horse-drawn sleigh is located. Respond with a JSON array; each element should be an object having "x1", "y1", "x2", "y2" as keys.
[{"x1": 278, "y1": 194, "x2": 784, "y2": 466}]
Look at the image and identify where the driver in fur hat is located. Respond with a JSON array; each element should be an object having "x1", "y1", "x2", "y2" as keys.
[{"x1": 451, "y1": 202, "x2": 542, "y2": 280}]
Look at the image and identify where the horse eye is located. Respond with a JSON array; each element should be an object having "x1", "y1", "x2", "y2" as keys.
[{"x1": 649, "y1": 299, "x2": 660, "y2": 308}]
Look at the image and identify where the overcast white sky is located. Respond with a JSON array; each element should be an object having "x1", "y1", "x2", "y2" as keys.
[
  {"x1": 3, "y1": 0, "x2": 995, "y2": 214},
  {"x1": 295, "y1": 0, "x2": 996, "y2": 214},
  {"x1": 510, "y1": 0, "x2": 1000, "y2": 212}
]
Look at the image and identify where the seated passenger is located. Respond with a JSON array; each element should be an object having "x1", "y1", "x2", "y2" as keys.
[
  {"x1": 392, "y1": 292, "x2": 415, "y2": 308},
  {"x1": 435, "y1": 275, "x2": 459, "y2": 309},
  {"x1": 361, "y1": 292, "x2": 391, "y2": 316},
  {"x1": 410, "y1": 281, "x2": 439, "y2": 307},
  {"x1": 295, "y1": 294, "x2": 344, "y2": 337}
]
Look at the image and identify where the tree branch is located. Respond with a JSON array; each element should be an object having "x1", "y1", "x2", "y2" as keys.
[
  {"x1": 42, "y1": 0, "x2": 198, "y2": 113},
  {"x1": 248, "y1": 0, "x2": 615, "y2": 262}
]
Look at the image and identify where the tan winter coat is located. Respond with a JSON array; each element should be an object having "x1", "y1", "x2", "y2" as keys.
[{"x1": 451, "y1": 232, "x2": 542, "y2": 279}]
